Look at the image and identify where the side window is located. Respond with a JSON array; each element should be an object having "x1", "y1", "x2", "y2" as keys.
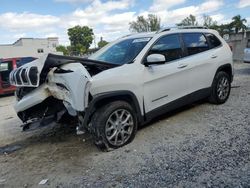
[
  {"x1": 205, "y1": 33, "x2": 222, "y2": 48},
  {"x1": 149, "y1": 34, "x2": 183, "y2": 62},
  {"x1": 183, "y1": 33, "x2": 209, "y2": 55}
]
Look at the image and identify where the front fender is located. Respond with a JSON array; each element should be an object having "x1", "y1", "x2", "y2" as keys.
[{"x1": 47, "y1": 63, "x2": 91, "y2": 112}]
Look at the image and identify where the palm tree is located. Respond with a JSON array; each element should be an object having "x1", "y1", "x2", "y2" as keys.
[{"x1": 230, "y1": 15, "x2": 247, "y2": 33}]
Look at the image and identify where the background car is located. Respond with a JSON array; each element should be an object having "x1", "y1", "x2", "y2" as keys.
[
  {"x1": 0, "y1": 57, "x2": 36, "y2": 95},
  {"x1": 244, "y1": 39, "x2": 250, "y2": 63}
]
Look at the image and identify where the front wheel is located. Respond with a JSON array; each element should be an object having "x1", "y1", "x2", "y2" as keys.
[
  {"x1": 91, "y1": 101, "x2": 138, "y2": 151},
  {"x1": 209, "y1": 71, "x2": 231, "y2": 104}
]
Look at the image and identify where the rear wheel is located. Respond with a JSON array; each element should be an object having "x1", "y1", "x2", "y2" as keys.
[
  {"x1": 91, "y1": 101, "x2": 138, "y2": 151},
  {"x1": 209, "y1": 71, "x2": 231, "y2": 104}
]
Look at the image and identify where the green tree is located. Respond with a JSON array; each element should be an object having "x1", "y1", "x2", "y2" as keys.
[
  {"x1": 230, "y1": 15, "x2": 247, "y2": 33},
  {"x1": 203, "y1": 15, "x2": 218, "y2": 29},
  {"x1": 177, "y1": 14, "x2": 198, "y2": 26},
  {"x1": 98, "y1": 37, "x2": 109, "y2": 48},
  {"x1": 213, "y1": 24, "x2": 233, "y2": 36},
  {"x1": 148, "y1": 14, "x2": 161, "y2": 31},
  {"x1": 67, "y1": 25, "x2": 94, "y2": 55},
  {"x1": 129, "y1": 14, "x2": 161, "y2": 32},
  {"x1": 56, "y1": 45, "x2": 69, "y2": 55}
]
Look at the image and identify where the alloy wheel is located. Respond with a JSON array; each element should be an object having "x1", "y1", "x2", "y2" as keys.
[
  {"x1": 105, "y1": 109, "x2": 134, "y2": 146},
  {"x1": 217, "y1": 76, "x2": 230, "y2": 100}
]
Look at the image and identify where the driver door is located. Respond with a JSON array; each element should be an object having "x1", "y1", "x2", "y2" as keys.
[{"x1": 143, "y1": 34, "x2": 191, "y2": 113}]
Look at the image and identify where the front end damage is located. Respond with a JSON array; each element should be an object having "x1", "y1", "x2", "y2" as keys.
[{"x1": 10, "y1": 53, "x2": 118, "y2": 131}]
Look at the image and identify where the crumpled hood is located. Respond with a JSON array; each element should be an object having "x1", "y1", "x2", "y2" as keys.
[{"x1": 9, "y1": 53, "x2": 119, "y2": 88}]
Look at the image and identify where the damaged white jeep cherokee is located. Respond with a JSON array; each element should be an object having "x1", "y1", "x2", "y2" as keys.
[{"x1": 10, "y1": 27, "x2": 233, "y2": 150}]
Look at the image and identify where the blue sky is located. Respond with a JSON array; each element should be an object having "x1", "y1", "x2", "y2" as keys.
[{"x1": 0, "y1": 0, "x2": 249, "y2": 46}]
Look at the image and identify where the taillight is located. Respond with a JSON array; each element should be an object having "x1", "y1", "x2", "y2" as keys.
[{"x1": 13, "y1": 63, "x2": 17, "y2": 69}]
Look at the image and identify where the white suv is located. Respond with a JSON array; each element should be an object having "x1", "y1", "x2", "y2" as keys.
[{"x1": 10, "y1": 27, "x2": 233, "y2": 150}]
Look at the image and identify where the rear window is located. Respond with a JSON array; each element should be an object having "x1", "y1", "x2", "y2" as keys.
[
  {"x1": 183, "y1": 33, "x2": 209, "y2": 55},
  {"x1": 205, "y1": 33, "x2": 222, "y2": 48},
  {"x1": 0, "y1": 61, "x2": 12, "y2": 72}
]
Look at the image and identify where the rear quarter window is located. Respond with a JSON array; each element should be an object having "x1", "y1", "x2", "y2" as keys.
[
  {"x1": 205, "y1": 33, "x2": 222, "y2": 48},
  {"x1": 183, "y1": 33, "x2": 209, "y2": 56}
]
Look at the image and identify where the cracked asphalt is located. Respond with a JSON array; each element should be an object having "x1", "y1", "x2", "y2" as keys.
[{"x1": 0, "y1": 62, "x2": 249, "y2": 188}]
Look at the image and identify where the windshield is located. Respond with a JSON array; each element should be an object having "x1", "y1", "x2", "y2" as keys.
[{"x1": 89, "y1": 37, "x2": 151, "y2": 65}]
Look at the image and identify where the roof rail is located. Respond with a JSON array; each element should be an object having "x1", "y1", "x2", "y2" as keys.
[
  {"x1": 177, "y1": 26, "x2": 208, "y2": 29},
  {"x1": 156, "y1": 27, "x2": 173, "y2": 33},
  {"x1": 157, "y1": 26, "x2": 208, "y2": 33}
]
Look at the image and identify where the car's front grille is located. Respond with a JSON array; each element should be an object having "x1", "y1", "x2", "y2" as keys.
[{"x1": 10, "y1": 66, "x2": 39, "y2": 87}]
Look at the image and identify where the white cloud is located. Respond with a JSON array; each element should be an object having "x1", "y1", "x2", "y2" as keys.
[
  {"x1": 45, "y1": 33, "x2": 58, "y2": 38},
  {"x1": 0, "y1": 12, "x2": 60, "y2": 31},
  {"x1": 72, "y1": 0, "x2": 133, "y2": 17},
  {"x1": 210, "y1": 14, "x2": 225, "y2": 23},
  {"x1": 199, "y1": 0, "x2": 224, "y2": 12},
  {"x1": 13, "y1": 33, "x2": 26, "y2": 39},
  {"x1": 150, "y1": 0, "x2": 186, "y2": 11},
  {"x1": 100, "y1": 12, "x2": 135, "y2": 27},
  {"x1": 0, "y1": 0, "x2": 135, "y2": 45},
  {"x1": 238, "y1": 0, "x2": 250, "y2": 8},
  {"x1": 0, "y1": 0, "x2": 228, "y2": 46},
  {"x1": 60, "y1": 0, "x2": 135, "y2": 34},
  {"x1": 146, "y1": 0, "x2": 224, "y2": 26}
]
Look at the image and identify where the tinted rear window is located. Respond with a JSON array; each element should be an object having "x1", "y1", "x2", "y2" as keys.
[
  {"x1": 183, "y1": 33, "x2": 209, "y2": 55},
  {"x1": 205, "y1": 33, "x2": 222, "y2": 48}
]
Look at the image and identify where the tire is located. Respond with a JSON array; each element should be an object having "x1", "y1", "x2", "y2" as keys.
[
  {"x1": 91, "y1": 101, "x2": 138, "y2": 151},
  {"x1": 209, "y1": 71, "x2": 231, "y2": 104}
]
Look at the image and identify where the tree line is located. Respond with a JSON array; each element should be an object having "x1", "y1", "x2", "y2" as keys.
[
  {"x1": 57, "y1": 14, "x2": 248, "y2": 56},
  {"x1": 129, "y1": 14, "x2": 248, "y2": 36}
]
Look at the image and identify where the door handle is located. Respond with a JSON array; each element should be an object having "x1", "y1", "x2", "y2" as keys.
[
  {"x1": 178, "y1": 64, "x2": 188, "y2": 69},
  {"x1": 211, "y1": 55, "x2": 218, "y2": 58}
]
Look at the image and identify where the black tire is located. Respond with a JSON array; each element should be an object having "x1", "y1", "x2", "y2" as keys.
[
  {"x1": 91, "y1": 101, "x2": 138, "y2": 151},
  {"x1": 209, "y1": 71, "x2": 231, "y2": 104}
]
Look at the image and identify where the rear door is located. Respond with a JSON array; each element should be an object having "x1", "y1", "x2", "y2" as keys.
[{"x1": 181, "y1": 32, "x2": 221, "y2": 93}]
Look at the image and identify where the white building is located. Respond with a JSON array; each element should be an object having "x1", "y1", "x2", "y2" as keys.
[{"x1": 0, "y1": 37, "x2": 61, "y2": 59}]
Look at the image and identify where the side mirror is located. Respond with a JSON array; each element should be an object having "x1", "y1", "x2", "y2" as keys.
[{"x1": 144, "y1": 54, "x2": 166, "y2": 66}]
